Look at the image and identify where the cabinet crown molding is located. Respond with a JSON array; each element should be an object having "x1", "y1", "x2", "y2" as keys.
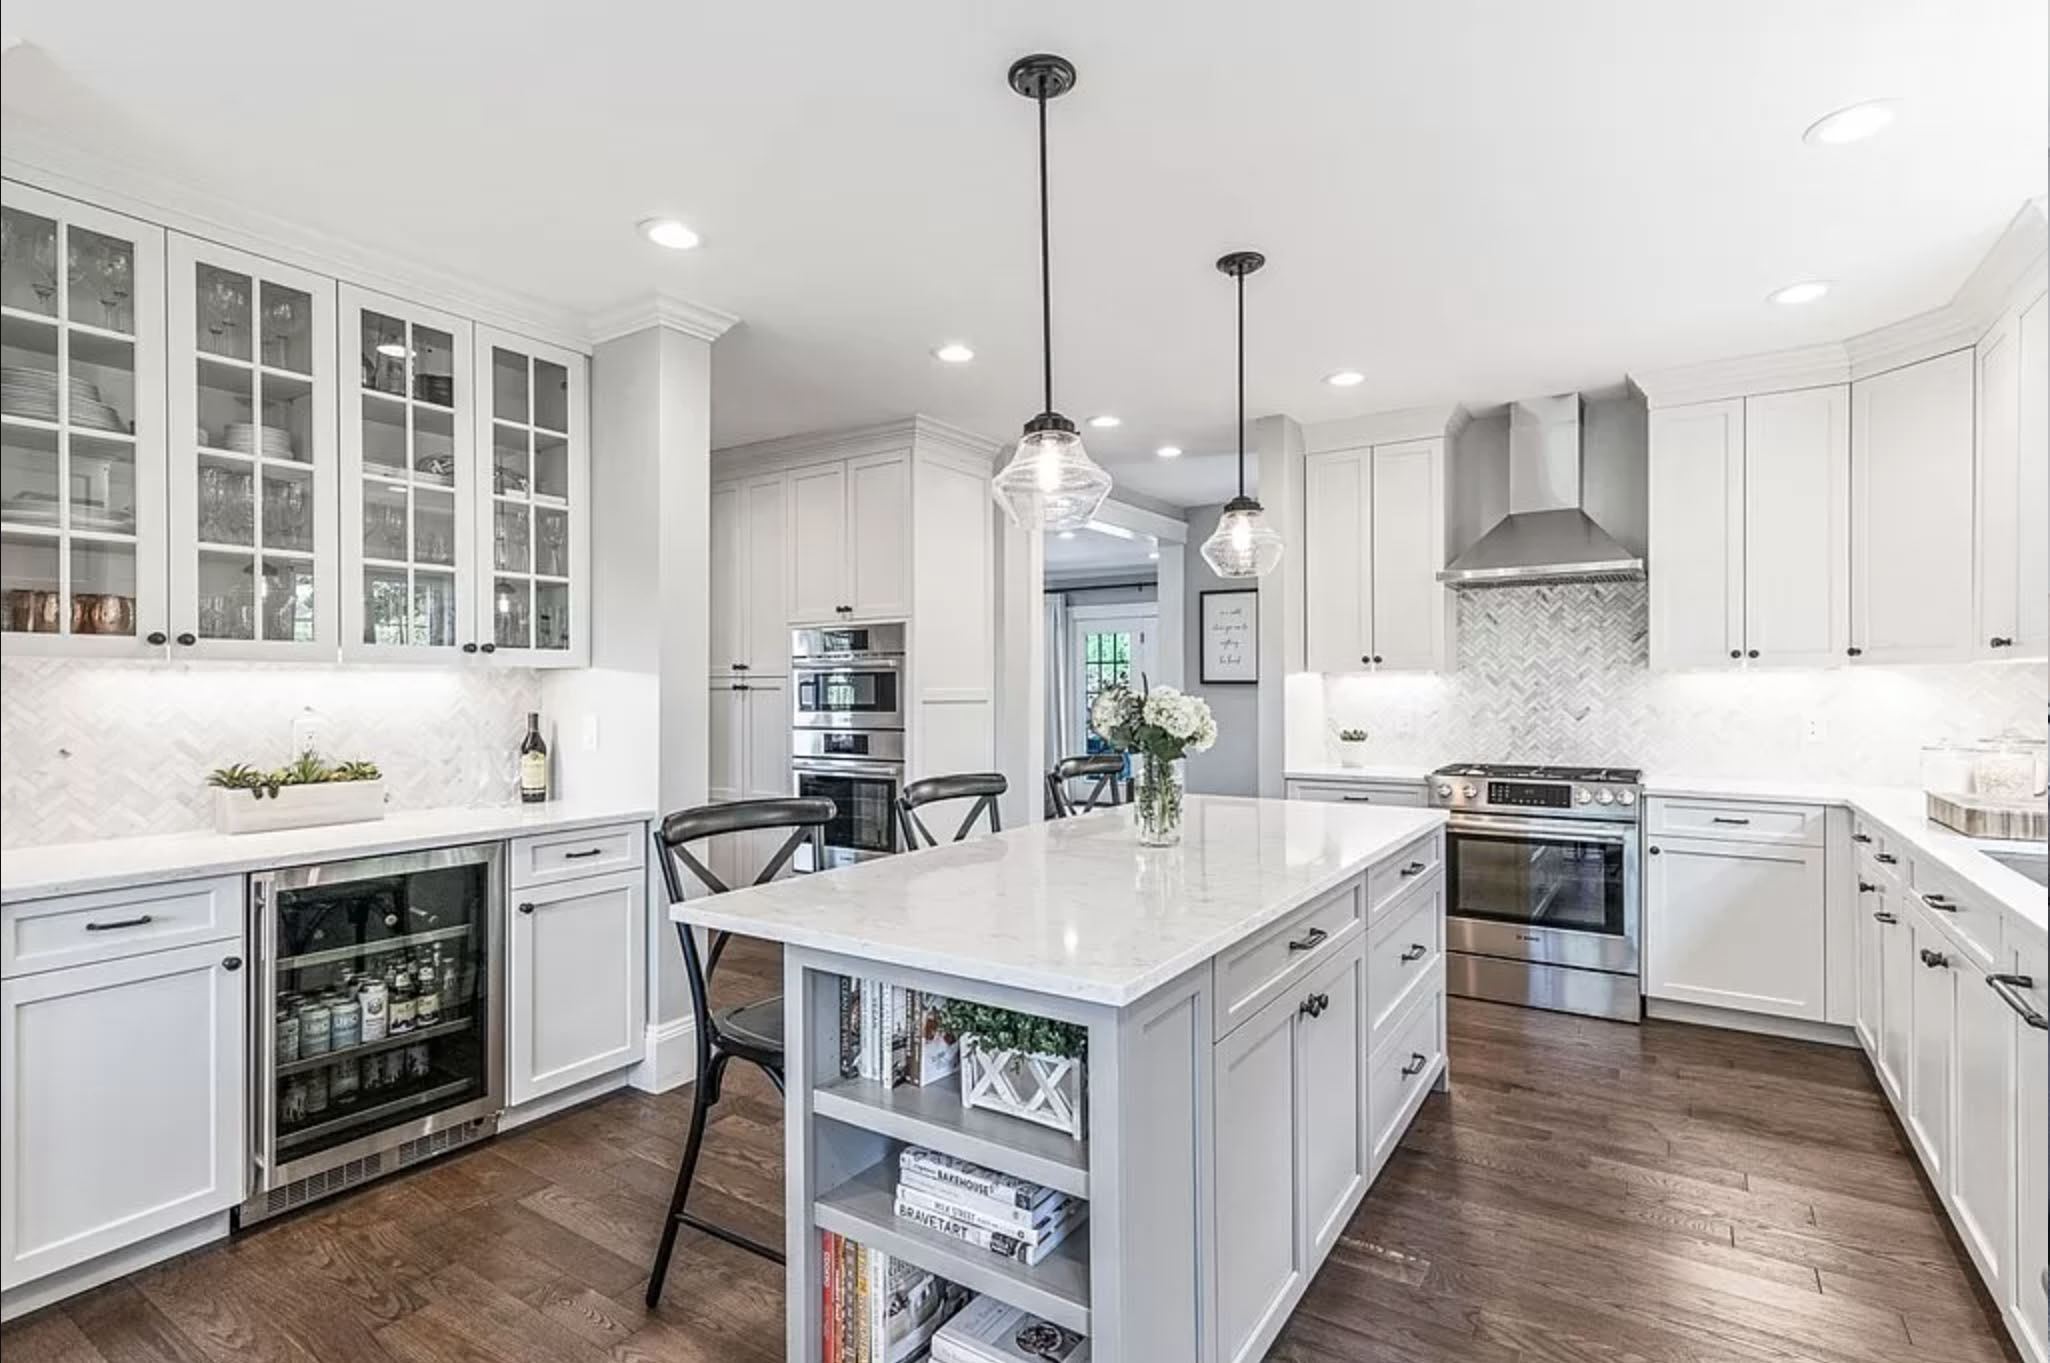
[
  {"x1": 587, "y1": 291, "x2": 740, "y2": 346},
  {"x1": 713, "y1": 415, "x2": 997, "y2": 479},
  {"x1": 1302, "y1": 403, "x2": 1468, "y2": 454}
]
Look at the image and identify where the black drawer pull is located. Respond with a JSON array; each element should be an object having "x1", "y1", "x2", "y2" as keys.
[
  {"x1": 1287, "y1": 927, "x2": 1328, "y2": 953},
  {"x1": 1341, "y1": 795, "x2": 1374, "y2": 803},
  {"x1": 562, "y1": 847, "x2": 605, "y2": 860},
  {"x1": 85, "y1": 914, "x2": 154, "y2": 932},
  {"x1": 1873, "y1": 911, "x2": 1898, "y2": 924},
  {"x1": 1851, "y1": 833, "x2": 1872, "y2": 844},
  {"x1": 1399, "y1": 861, "x2": 1428, "y2": 876},
  {"x1": 1710, "y1": 816, "x2": 1751, "y2": 826},
  {"x1": 1399, "y1": 943, "x2": 1428, "y2": 963},
  {"x1": 1919, "y1": 948, "x2": 1949, "y2": 969},
  {"x1": 1987, "y1": 974, "x2": 2048, "y2": 1030},
  {"x1": 1875, "y1": 853, "x2": 1898, "y2": 865},
  {"x1": 1400, "y1": 1052, "x2": 1427, "y2": 1078},
  {"x1": 1920, "y1": 893, "x2": 1955, "y2": 912},
  {"x1": 1857, "y1": 881, "x2": 1878, "y2": 894}
]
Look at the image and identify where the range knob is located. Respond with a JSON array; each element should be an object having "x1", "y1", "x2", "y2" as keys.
[
  {"x1": 1575, "y1": 787, "x2": 1593, "y2": 804},
  {"x1": 1434, "y1": 782, "x2": 1453, "y2": 798},
  {"x1": 1618, "y1": 790, "x2": 1637, "y2": 806},
  {"x1": 1460, "y1": 783, "x2": 1477, "y2": 799},
  {"x1": 1595, "y1": 789, "x2": 1615, "y2": 805}
]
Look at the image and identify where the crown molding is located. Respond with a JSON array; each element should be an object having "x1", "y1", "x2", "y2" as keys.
[
  {"x1": 587, "y1": 292, "x2": 740, "y2": 346},
  {"x1": 1633, "y1": 341, "x2": 1850, "y2": 408},
  {"x1": 712, "y1": 416, "x2": 925, "y2": 477},
  {"x1": 2, "y1": 122, "x2": 594, "y2": 350},
  {"x1": 1842, "y1": 305, "x2": 1979, "y2": 380},
  {"x1": 1301, "y1": 402, "x2": 1469, "y2": 454},
  {"x1": 908, "y1": 414, "x2": 1005, "y2": 468}
]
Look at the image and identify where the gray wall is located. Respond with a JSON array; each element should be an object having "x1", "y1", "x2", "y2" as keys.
[{"x1": 1182, "y1": 503, "x2": 1261, "y2": 795}]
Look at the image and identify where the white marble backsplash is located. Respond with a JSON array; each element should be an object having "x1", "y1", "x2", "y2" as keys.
[
  {"x1": 0, "y1": 658, "x2": 543, "y2": 848},
  {"x1": 1293, "y1": 583, "x2": 2046, "y2": 784}
]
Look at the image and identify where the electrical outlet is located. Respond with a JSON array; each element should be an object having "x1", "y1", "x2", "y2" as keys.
[
  {"x1": 581, "y1": 714, "x2": 600, "y2": 752},
  {"x1": 1803, "y1": 715, "x2": 1828, "y2": 744},
  {"x1": 290, "y1": 710, "x2": 324, "y2": 756}
]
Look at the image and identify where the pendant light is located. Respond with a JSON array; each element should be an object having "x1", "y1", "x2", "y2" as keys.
[
  {"x1": 989, "y1": 54, "x2": 1113, "y2": 531},
  {"x1": 1200, "y1": 251, "x2": 1284, "y2": 578}
]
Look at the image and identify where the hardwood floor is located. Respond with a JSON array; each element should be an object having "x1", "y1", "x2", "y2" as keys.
[{"x1": 4, "y1": 939, "x2": 2018, "y2": 1363}]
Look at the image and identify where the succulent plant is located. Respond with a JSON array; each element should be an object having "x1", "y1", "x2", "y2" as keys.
[
  {"x1": 206, "y1": 763, "x2": 267, "y2": 790},
  {"x1": 1338, "y1": 728, "x2": 1368, "y2": 743},
  {"x1": 208, "y1": 751, "x2": 381, "y2": 798},
  {"x1": 328, "y1": 760, "x2": 382, "y2": 783}
]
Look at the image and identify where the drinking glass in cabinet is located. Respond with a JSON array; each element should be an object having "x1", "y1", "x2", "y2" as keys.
[
  {"x1": 361, "y1": 312, "x2": 408, "y2": 395},
  {"x1": 535, "y1": 581, "x2": 570, "y2": 651},
  {"x1": 196, "y1": 263, "x2": 253, "y2": 362},
  {"x1": 412, "y1": 326, "x2": 454, "y2": 408},
  {"x1": 260, "y1": 281, "x2": 313, "y2": 373},
  {"x1": 493, "y1": 502, "x2": 530, "y2": 573},
  {"x1": 493, "y1": 577, "x2": 531, "y2": 649},
  {"x1": 261, "y1": 471, "x2": 313, "y2": 553},
  {"x1": 261, "y1": 558, "x2": 316, "y2": 642},
  {"x1": 412, "y1": 571, "x2": 457, "y2": 648},
  {"x1": 365, "y1": 569, "x2": 409, "y2": 645},
  {"x1": 2, "y1": 533, "x2": 61, "y2": 631},
  {"x1": 413, "y1": 490, "x2": 455, "y2": 567},
  {"x1": 69, "y1": 540, "x2": 137, "y2": 636},
  {"x1": 70, "y1": 229, "x2": 134, "y2": 335},
  {"x1": 491, "y1": 347, "x2": 528, "y2": 423},
  {"x1": 70, "y1": 435, "x2": 138, "y2": 534},
  {"x1": 196, "y1": 562, "x2": 257, "y2": 640},
  {"x1": 0, "y1": 208, "x2": 60, "y2": 316},
  {"x1": 1, "y1": 424, "x2": 58, "y2": 528},
  {"x1": 362, "y1": 488, "x2": 408, "y2": 562},
  {"x1": 198, "y1": 462, "x2": 255, "y2": 545},
  {"x1": 534, "y1": 506, "x2": 568, "y2": 578}
]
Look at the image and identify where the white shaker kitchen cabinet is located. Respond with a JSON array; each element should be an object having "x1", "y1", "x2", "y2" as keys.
[
  {"x1": 1854, "y1": 875, "x2": 1885, "y2": 1055},
  {"x1": 0, "y1": 181, "x2": 170, "y2": 658},
  {"x1": 1296, "y1": 936, "x2": 1367, "y2": 1263},
  {"x1": 1, "y1": 940, "x2": 245, "y2": 1289},
  {"x1": 786, "y1": 462, "x2": 847, "y2": 624},
  {"x1": 1302, "y1": 448, "x2": 1370, "y2": 673},
  {"x1": 1876, "y1": 884, "x2": 1914, "y2": 1110},
  {"x1": 1743, "y1": 386, "x2": 1849, "y2": 666},
  {"x1": 1948, "y1": 944, "x2": 2012, "y2": 1301},
  {"x1": 1904, "y1": 911, "x2": 1955, "y2": 1183},
  {"x1": 1642, "y1": 835, "x2": 1825, "y2": 1022},
  {"x1": 506, "y1": 868, "x2": 646, "y2": 1106},
  {"x1": 709, "y1": 681, "x2": 748, "y2": 800},
  {"x1": 169, "y1": 238, "x2": 339, "y2": 661},
  {"x1": 474, "y1": 331, "x2": 588, "y2": 667},
  {"x1": 709, "y1": 678, "x2": 789, "y2": 803},
  {"x1": 1213, "y1": 985, "x2": 1303, "y2": 1363},
  {"x1": 2003, "y1": 938, "x2": 2048, "y2": 1363},
  {"x1": 1647, "y1": 399, "x2": 1744, "y2": 669},
  {"x1": 1850, "y1": 349, "x2": 1977, "y2": 663},
  {"x1": 846, "y1": 452, "x2": 911, "y2": 621},
  {"x1": 711, "y1": 473, "x2": 791, "y2": 677},
  {"x1": 1368, "y1": 438, "x2": 1447, "y2": 671},
  {"x1": 338, "y1": 286, "x2": 476, "y2": 662},
  {"x1": 710, "y1": 481, "x2": 744, "y2": 675},
  {"x1": 1976, "y1": 289, "x2": 2049, "y2": 660}
]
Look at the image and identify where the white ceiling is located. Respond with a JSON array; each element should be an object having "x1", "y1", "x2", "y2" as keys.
[
  {"x1": 3, "y1": 1, "x2": 2045, "y2": 507},
  {"x1": 1044, "y1": 523, "x2": 1161, "y2": 577}
]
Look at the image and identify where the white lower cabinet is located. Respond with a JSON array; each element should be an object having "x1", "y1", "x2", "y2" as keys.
[
  {"x1": 1642, "y1": 832, "x2": 1825, "y2": 1020},
  {"x1": 1297, "y1": 940, "x2": 1367, "y2": 1262},
  {"x1": 1904, "y1": 913, "x2": 1954, "y2": 1181},
  {"x1": 1, "y1": 940, "x2": 245, "y2": 1289},
  {"x1": 1213, "y1": 979, "x2": 1303, "y2": 1363},
  {"x1": 1854, "y1": 874, "x2": 1885, "y2": 1054},
  {"x1": 506, "y1": 868, "x2": 646, "y2": 1106},
  {"x1": 2005, "y1": 940, "x2": 2048, "y2": 1363},
  {"x1": 1949, "y1": 944, "x2": 2011, "y2": 1296},
  {"x1": 1876, "y1": 889, "x2": 1914, "y2": 1108}
]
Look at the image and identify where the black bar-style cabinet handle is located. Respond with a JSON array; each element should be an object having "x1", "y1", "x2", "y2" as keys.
[
  {"x1": 1287, "y1": 926, "x2": 1328, "y2": 953},
  {"x1": 85, "y1": 914, "x2": 154, "y2": 932}
]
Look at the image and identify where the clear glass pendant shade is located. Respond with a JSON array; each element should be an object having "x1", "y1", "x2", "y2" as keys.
[
  {"x1": 1200, "y1": 496, "x2": 1285, "y2": 578},
  {"x1": 990, "y1": 425, "x2": 1114, "y2": 530}
]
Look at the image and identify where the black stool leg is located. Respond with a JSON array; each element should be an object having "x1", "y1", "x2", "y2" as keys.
[{"x1": 646, "y1": 1052, "x2": 725, "y2": 1307}]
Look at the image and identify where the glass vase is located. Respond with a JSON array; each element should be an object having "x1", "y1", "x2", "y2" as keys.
[{"x1": 1134, "y1": 752, "x2": 1184, "y2": 847}]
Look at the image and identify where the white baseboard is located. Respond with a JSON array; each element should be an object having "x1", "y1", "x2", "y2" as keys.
[
  {"x1": 1645, "y1": 998, "x2": 1860, "y2": 1048},
  {"x1": 628, "y1": 1015, "x2": 699, "y2": 1094},
  {"x1": 1, "y1": 1212, "x2": 229, "y2": 1322}
]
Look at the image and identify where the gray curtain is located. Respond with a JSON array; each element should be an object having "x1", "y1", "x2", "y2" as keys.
[{"x1": 1044, "y1": 591, "x2": 1072, "y2": 782}]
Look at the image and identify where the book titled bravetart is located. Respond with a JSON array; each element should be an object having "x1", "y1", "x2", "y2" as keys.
[
  {"x1": 892, "y1": 1191, "x2": 1084, "y2": 1269},
  {"x1": 929, "y1": 1294, "x2": 1089, "y2": 1363}
]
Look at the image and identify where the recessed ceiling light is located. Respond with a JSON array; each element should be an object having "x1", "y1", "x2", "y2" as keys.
[
  {"x1": 1803, "y1": 100, "x2": 1898, "y2": 146},
  {"x1": 1155, "y1": 445, "x2": 1183, "y2": 459},
  {"x1": 1768, "y1": 280, "x2": 1831, "y2": 306},
  {"x1": 1324, "y1": 370, "x2": 1365, "y2": 388},
  {"x1": 933, "y1": 343, "x2": 975, "y2": 364},
  {"x1": 1057, "y1": 530, "x2": 1076, "y2": 540},
  {"x1": 1087, "y1": 414, "x2": 1121, "y2": 429},
  {"x1": 638, "y1": 217, "x2": 701, "y2": 251}
]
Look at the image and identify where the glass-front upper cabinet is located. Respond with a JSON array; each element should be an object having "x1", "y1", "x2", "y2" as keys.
[
  {"x1": 339, "y1": 286, "x2": 476, "y2": 661},
  {"x1": 476, "y1": 329, "x2": 586, "y2": 666},
  {"x1": 0, "y1": 181, "x2": 168, "y2": 655},
  {"x1": 166, "y1": 237, "x2": 338, "y2": 658}
]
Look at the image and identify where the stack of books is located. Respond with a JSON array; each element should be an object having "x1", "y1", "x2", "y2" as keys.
[
  {"x1": 822, "y1": 1231, "x2": 967, "y2": 1363},
  {"x1": 892, "y1": 1148, "x2": 1086, "y2": 1269},
  {"x1": 840, "y1": 979, "x2": 961, "y2": 1087},
  {"x1": 930, "y1": 1295, "x2": 1090, "y2": 1363}
]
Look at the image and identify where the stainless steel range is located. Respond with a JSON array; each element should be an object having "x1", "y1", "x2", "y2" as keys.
[{"x1": 1431, "y1": 763, "x2": 1643, "y2": 1022}]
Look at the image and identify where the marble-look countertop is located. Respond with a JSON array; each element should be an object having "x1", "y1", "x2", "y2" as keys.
[
  {"x1": 671, "y1": 795, "x2": 1446, "y2": 1007},
  {"x1": 0, "y1": 801, "x2": 657, "y2": 904}
]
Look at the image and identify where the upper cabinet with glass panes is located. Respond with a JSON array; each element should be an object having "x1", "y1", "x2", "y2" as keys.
[
  {"x1": 475, "y1": 328, "x2": 587, "y2": 666},
  {"x1": 0, "y1": 183, "x2": 168, "y2": 655},
  {"x1": 166, "y1": 238, "x2": 338, "y2": 658}
]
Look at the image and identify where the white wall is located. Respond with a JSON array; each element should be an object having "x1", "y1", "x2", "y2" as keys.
[{"x1": 1182, "y1": 503, "x2": 1262, "y2": 795}]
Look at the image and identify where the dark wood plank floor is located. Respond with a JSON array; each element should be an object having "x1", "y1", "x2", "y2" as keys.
[{"x1": 4, "y1": 939, "x2": 2017, "y2": 1363}]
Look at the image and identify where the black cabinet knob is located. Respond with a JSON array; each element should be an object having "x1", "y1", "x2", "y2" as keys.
[
  {"x1": 1372, "y1": 655, "x2": 1384, "y2": 665},
  {"x1": 461, "y1": 642, "x2": 479, "y2": 654},
  {"x1": 145, "y1": 631, "x2": 167, "y2": 646},
  {"x1": 1746, "y1": 649, "x2": 1759, "y2": 659},
  {"x1": 517, "y1": 902, "x2": 535, "y2": 915},
  {"x1": 1360, "y1": 655, "x2": 1371, "y2": 665},
  {"x1": 1920, "y1": 948, "x2": 1949, "y2": 969},
  {"x1": 1846, "y1": 646, "x2": 1863, "y2": 657},
  {"x1": 175, "y1": 632, "x2": 197, "y2": 646},
  {"x1": 1729, "y1": 649, "x2": 1742, "y2": 659},
  {"x1": 1991, "y1": 636, "x2": 2015, "y2": 648},
  {"x1": 222, "y1": 956, "x2": 243, "y2": 972},
  {"x1": 1648, "y1": 846, "x2": 1661, "y2": 855},
  {"x1": 1858, "y1": 881, "x2": 1878, "y2": 894},
  {"x1": 480, "y1": 642, "x2": 497, "y2": 654}
]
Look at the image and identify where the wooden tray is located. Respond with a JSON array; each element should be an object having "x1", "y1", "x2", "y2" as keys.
[{"x1": 1926, "y1": 790, "x2": 2048, "y2": 843}]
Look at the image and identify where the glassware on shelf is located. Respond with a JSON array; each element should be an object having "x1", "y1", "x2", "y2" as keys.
[
  {"x1": 93, "y1": 241, "x2": 132, "y2": 333},
  {"x1": 200, "y1": 269, "x2": 251, "y2": 360}
]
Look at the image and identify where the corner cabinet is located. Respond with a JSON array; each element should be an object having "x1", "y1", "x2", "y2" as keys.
[{"x1": 1303, "y1": 436, "x2": 1450, "y2": 673}]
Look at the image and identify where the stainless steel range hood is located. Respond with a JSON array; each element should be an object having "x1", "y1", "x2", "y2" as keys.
[{"x1": 1438, "y1": 395, "x2": 1644, "y2": 588}]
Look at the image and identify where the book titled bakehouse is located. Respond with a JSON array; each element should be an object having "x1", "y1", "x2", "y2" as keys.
[{"x1": 898, "y1": 1148, "x2": 1060, "y2": 1214}]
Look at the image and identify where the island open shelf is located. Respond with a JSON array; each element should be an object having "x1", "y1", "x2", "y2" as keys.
[{"x1": 812, "y1": 1075, "x2": 1090, "y2": 1201}]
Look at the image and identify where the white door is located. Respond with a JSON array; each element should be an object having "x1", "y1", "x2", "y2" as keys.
[
  {"x1": 1296, "y1": 940, "x2": 1366, "y2": 1262},
  {"x1": 1643, "y1": 837, "x2": 1826, "y2": 1021},
  {"x1": 741, "y1": 473, "x2": 789, "y2": 673},
  {"x1": 170, "y1": 236, "x2": 339, "y2": 660},
  {"x1": 1067, "y1": 608, "x2": 1156, "y2": 756},
  {"x1": 1949, "y1": 947, "x2": 2011, "y2": 1296},
  {"x1": 1303, "y1": 449, "x2": 1371, "y2": 673},
  {"x1": 1850, "y1": 350, "x2": 1977, "y2": 663},
  {"x1": 787, "y1": 463, "x2": 847, "y2": 623},
  {"x1": 1854, "y1": 877, "x2": 1885, "y2": 1053},
  {"x1": 1978, "y1": 291, "x2": 2049, "y2": 660},
  {"x1": 338, "y1": 285, "x2": 476, "y2": 661},
  {"x1": 709, "y1": 482, "x2": 745, "y2": 675},
  {"x1": 847, "y1": 452, "x2": 910, "y2": 620},
  {"x1": 1, "y1": 942, "x2": 245, "y2": 1288},
  {"x1": 743, "y1": 680, "x2": 791, "y2": 800},
  {"x1": 1369, "y1": 438, "x2": 1445, "y2": 671},
  {"x1": 1744, "y1": 386, "x2": 1848, "y2": 665},
  {"x1": 1876, "y1": 890, "x2": 1914, "y2": 1108},
  {"x1": 475, "y1": 332, "x2": 587, "y2": 666},
  {"x1": 506, "y1": 869, "x2": 646, "y2": 1106},
  {"x1": 2005, "y1": 941, "x2": 2048, "y2": 1363},
  {"x1": 0, "y1": 182, "x2": 170, "y2": 659},
  {"x1": 1905, "y1": 914, "x2": 1955, "y2": 1180},
  {"x1": 1212, "y1": 992, "x2": 1302, "y2": 1363},
  {"x1": 1648, "y1": 399, "x2": 1744, "y2": 669}
]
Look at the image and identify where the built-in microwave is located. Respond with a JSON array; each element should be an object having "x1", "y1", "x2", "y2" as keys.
[{"x1": 791, "y1": 623, "x2": 906, "y2": 732}]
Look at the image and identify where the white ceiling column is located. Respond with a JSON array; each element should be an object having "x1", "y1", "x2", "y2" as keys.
[{"x1": 1254, "y1": 413, "x2": 1306, "y2": 798}]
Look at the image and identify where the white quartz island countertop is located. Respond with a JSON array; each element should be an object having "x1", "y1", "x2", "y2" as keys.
[
  {"x1": 671, "y1": 795, "x2": 1446, "y2": 1007},
  {"x1": 0, "y1": 800, "x2": 657, "y2": 904}
]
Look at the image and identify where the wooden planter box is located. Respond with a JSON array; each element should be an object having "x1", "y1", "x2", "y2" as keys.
[
  {"x1": 212, "y1": 780, "x2": 387, "y2": 835},
  {"x1": 958, "y1": 1036, "x2": 1086, "y2": 1140}
]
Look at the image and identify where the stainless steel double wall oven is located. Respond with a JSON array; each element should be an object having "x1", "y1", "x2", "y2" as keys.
[{"x1": 790, "y1": 623, "x2": 907, "y2": 867}]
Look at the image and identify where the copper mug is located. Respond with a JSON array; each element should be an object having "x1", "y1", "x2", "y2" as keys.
[
  {"x1": 70, "y1": 593, "x2": 136, "y2": 636},
  {"x1": 5, "y1": 589, "x2": 62, "y2": 633}
]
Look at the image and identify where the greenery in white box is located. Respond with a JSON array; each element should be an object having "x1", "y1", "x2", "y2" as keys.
[{"x1": 936, "y1": 1000, "x2": 1088, "y2": 1140}]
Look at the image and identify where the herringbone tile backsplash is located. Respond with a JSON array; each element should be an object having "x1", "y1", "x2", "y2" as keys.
[
  {"x1": 1, "y1": 659, "x2": 542, "y2": 848},
  {"x1": 1306, "y1": 583, "x2": 2047, "y2": 782}
]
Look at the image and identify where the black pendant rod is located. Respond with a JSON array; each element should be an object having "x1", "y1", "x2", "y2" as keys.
[
  {"x1": 1235, "y1": 267, "x2": 1246, "y2": 498},
  {"x1": 1038, "y1": 92, "x2": 1053, "y2": 415}
]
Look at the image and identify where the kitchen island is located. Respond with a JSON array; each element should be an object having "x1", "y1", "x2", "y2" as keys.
[{"x1": 669, "y1": 794, "x2": 1449, "y2": 1363}]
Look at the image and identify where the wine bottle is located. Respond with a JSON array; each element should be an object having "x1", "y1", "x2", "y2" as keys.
[{"x1": 519, "y1": 712, "x2": 549, "y2": 804}]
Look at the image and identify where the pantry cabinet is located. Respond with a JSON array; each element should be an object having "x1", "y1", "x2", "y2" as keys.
[
  {"x1": 506, "y1": 868, "x2": 646, "y2": 1106},
  {"x1": 786, "y1": 452, "x2": 909, "y2": 625},
  {"x1": 1303, "y1": 437, "x2": 1449, "y2": 673},
  {"x1": 1850, "y1": 350, "x2": 1978, "y2": 663},
  {"x1": 710, "y1": 471, "x2": 789, "y2": 676},
  {"x1": 1642, "y1": 831, "x2": 1826, "y2": 1021},
  {"x1": 1976, "y1": 289, "x2": 2049, "y2": 660},
  {"x1": 0, "y1": 181, "x2": 168, "y2": 657}
]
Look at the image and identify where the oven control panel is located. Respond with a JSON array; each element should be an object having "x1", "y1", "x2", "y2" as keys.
[{"x1": 1488, "y1": 780, "x2": 1570, "y2": 809}]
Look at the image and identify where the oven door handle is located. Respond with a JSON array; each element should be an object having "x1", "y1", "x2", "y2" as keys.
[
  {"x1": 793, "y1": 656, "x2": 904, "y2": 672},
  {"x1": 792, "y1": 759, "x2": 904, "y2": 779},
  {"x1": 1446, "y1": 813, "x2": 1632, "y2": 844}
]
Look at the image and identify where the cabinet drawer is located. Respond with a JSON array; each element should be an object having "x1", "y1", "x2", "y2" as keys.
[
  {"x1": 1367, "y1": 834, "x2": 1442, "y2": 919},
  {"x1": 508, "y1": 823, "x2": 646, "y2": 890},
  {"x1": 2, "y1": 877, "x2": 242, "y2": 978},
  {"x1": 1285, "y1": 780, "x2": 1426, "y2": 808},
  {"x1": 1367, "y1": 876, "x2": 1442, "y2": 1042},
  {"x1": 1368, "y1": 981, "x2": 1444, "y2": 1169},
  {"x1": 1648, "y1": 798, "x2": 1825, "y2": 847},
  {"x1": 1213, "y1": 879, "x2": 1363, "y2": 1041},
  {"x1": 1911, "y1": 865, "x2": 2000, "y2": 971}
]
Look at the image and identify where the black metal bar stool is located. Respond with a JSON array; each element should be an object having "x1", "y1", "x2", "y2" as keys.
[
  {"x1": 645, "y1": 796, "x2": 833, "y2": 1305},
  {"x1": 1045, "y1": 753, "x2": 1129, "y2": 818},
  {"x1": 897, "y1": 772, "x2": 1007, "y2": 848}
]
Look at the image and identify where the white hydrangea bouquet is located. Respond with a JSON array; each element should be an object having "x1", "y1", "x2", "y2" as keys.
[{"x1": 1087, "y1": 680, "x2": 1217, "y2": 846}]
